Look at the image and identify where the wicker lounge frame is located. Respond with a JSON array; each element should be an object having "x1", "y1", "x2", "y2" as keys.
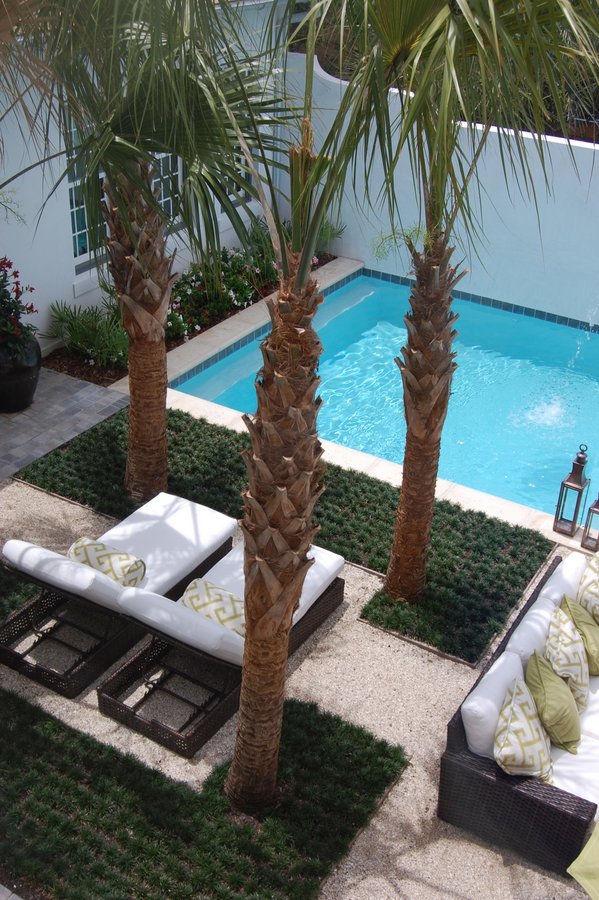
[
  {"x1": 437, "y1": 554, "x2": 597, "y2": 875},
  {"x1": 97, "y1": 576, "x2": 345, "y2": 758},
  {"x1": 0, "y1": 540, "x2": 232, "y2": 699}
]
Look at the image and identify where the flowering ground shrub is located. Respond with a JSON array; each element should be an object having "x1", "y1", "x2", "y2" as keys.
[{"x1": 0, "y1": 256, "x2": 37, "y2": 360}]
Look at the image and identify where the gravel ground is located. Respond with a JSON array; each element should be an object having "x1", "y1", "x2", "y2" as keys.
[{"x1": 0, "y1": 479, "x2": 585, "y2": 899}]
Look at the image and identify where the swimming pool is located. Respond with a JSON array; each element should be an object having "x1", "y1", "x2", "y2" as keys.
[{"x1": 173, "y1": 274, "x2": 599, "y2": 515}]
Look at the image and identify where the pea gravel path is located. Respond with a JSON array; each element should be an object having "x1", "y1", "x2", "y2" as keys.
[{"x1": 0, "y1": 479, "x2": 585, "y2": 899}]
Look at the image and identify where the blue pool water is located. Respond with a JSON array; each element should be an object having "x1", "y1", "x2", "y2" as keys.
[{"x1": 175, "y1": 275, "x2": 599, "y2": 515}]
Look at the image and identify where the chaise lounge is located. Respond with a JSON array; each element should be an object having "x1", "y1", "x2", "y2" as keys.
[
  {"x1": 96, "y1": 540, "x2": 345, "y2": 757},
  {"x1": 0, "y1": 492, "x2": 238, "y2": 697}
]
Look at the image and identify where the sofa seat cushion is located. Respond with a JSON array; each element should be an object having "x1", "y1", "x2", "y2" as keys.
[
  {"x1": 551, "y1": 732, "x2": 599, "y2": 820},
  {"x1": 578, "y1": 676, "x2": 599, "y2": 742},
  {"x1": 461, "y1": 650, "x2": 524, "y2": 759},
  {"x1": 2, "y1": 539, "x2": 124, "y2": 612},
  {"x1": 99, "y1": 492, "x2": 238, "y2": 595}
]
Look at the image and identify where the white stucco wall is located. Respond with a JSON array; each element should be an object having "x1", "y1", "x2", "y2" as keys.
[{"x1": 285, "y1": 54, "x2": 599, "y2": 325}]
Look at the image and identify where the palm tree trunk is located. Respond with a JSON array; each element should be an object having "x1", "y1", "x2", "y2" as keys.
[
  {"x1": 102, "y1": 161, "x2": 177, "y2": 501},
  {"x1": 224, "y1": 254, "x2": 325, "y2": 815},
  {"x1": 384, "y1": 233, "x2": 462, "y2": 602},
  {"x1": 125, "y1": 336, "x2": 168, "y2": 500}
]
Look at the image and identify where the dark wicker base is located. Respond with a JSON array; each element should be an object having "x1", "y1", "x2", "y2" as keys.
[
  {"x1": 0, "y1": 538, "x2": 233, "y2": 699},
  {"x1": 437, "y1": 554, "x2": 597, "y2": 874},
  {"x1": 0, "y1": 587, "x2": 143, "y2": 699},
  {"x1": 97, "y1": 576, "x2": 345, "y2": 757}
]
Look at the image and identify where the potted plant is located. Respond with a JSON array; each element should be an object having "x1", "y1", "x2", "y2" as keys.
[{"x1": 0, "y1": 256, "x2": 40, "y2": 412}]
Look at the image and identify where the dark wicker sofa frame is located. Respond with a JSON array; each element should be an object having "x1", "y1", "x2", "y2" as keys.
[{"x1": 437, "y1": 555, "x2": 597, "y2": 875}]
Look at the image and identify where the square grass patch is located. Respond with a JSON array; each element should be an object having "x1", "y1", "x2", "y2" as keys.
[{"x1": 0, "y1": 689, "x2": 406, "y2": 900}]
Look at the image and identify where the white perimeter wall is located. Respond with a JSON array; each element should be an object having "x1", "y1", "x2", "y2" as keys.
[{"x1": 284, "y1": 54, "x2": 599, "y2": 326}]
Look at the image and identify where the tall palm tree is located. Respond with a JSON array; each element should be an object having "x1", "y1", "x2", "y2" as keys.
[
  {"x1": 336, "y1": 0, "x2": 599, "y2": 601},
  {"x1": 2, "y1": 0, "x2": 281, "y2": 500}
]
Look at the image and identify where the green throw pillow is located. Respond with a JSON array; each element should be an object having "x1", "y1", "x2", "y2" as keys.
[
  {"x1": 525, "y1": 651, "x2": 580, "y2": 753},
  {"x1": 493, "y1": 678, "x2": 552, "y2": 781},
  {"x1": 67, "y1": 537, "x2": 146, "y2": 587},
  {"x1": 562, "y1": 595, "x2": 599, "y2": 676},
  {"x1": 179, "y1": 578, "x2": 245, "y2": 636}
]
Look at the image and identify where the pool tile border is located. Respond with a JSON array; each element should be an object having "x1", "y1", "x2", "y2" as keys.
[{"x1": 169, "y1": 264, "x2": 599, "y2": 389}]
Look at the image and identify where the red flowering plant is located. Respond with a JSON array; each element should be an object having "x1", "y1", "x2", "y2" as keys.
[{"x1": 0, "y1": 256, "x2": 38, "y2": 361}]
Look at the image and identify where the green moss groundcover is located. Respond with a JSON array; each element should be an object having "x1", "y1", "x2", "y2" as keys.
[
  {"x1": 15, "y1": 408, "x2": 553, "y2": 663},
  {"x1": 0, "y1": 690, "x2": 406, "y2": 900}
]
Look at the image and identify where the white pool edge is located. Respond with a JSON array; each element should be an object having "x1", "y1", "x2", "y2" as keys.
[{"x1": 112, "y1": 256, "x2": 585, "y2": 553}]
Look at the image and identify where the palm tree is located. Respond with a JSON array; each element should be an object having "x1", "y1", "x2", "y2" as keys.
[
  {"x1": 221, "y1": 5, "x2": 373, "y2": 813},
  {"x1": 2, "y1": 0, "x2": 281, "y2": 500},
  {"x1": 334, "y1": 0, "x2": 599, "y2": 601}
]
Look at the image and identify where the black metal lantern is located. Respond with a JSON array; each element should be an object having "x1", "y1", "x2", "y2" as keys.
[
  {"x1": 553, "y1": 444, "x2": 590, "y2": 537},
  {"x1": 582, "y1": 493, "x2": 599, "y2": 552}
]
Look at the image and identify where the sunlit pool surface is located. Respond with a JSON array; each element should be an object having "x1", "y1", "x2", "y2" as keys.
[{"x1": 174, "y1": 275, "x2": 599, "y2": 515}]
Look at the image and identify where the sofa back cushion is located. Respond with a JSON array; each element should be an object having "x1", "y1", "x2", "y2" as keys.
[
  {"x1": 461, "y1": 650, "x2": 523, "y2": 758},
  {"x1": 505, "y1": 596, "x2": 556, "y2": 666}
]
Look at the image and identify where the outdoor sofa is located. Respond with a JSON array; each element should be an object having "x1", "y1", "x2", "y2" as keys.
[{"x1": 438, "y1": 549, "x2": 599, "y2": 875}]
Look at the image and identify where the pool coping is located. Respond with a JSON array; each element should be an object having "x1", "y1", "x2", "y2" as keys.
[{"x1": 110, "y1": 256, "x2": 586, "y2": 552}]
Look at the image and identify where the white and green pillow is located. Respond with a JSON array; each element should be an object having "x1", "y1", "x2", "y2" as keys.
[
  {"x1": 179, "y1": 578, "x2": 245, "y2": 636},
  {"x1": 67, "y1": 537, "x2": 146, "y2": 587},
  {"x1": 544, "y1": 606, "x2": 589, "y2": 711},
  {"x1": 576, "y1": 552, "x2": 599, "y2": 623},
  {"x1": 494, "y1": 678, "x2": 553, "y2": 781}
]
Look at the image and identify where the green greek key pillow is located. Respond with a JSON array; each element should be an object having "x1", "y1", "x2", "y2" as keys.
[
  {"x1": 493, "y1": 678, "x2": 552, "y2": 780},
  {"x1": 544, "y1": 606, "x2": 589, "y2": 711},
  {"x1": 525, "y1": 651, "x2": 580, "y2": 753},
  {"x1": 562, "y1": 595, "x2": 599, "y2": 675},
  {"x1": 576, "y1": 553, "x2": 599, "y2": 623},
  {"x1": 67, "y1": 537, "x2": 146, "y2": 587},
  {"x1": 179, "y1": 579, "x2": 245, "y2": 636}
]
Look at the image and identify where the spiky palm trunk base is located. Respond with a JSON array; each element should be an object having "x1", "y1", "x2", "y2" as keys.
[
  {"x1": 385, "y1": 234, "x2": 462, "y2": 601},
  {"x1": 224, "y1": 258, "x2": 325, "y2": 814},
  {"x1": 102, "y1": 162, "x2": 177, "y2": 501}
]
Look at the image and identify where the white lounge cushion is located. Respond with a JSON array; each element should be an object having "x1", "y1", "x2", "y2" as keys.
[
  {"x1": 505, "y1": 596, "x2": 556, "y2": 666},
  {"x1": 203, "y1": 542, "x2": 344, "y2": 625},
  {"x1": 118, "y1": 542, "x2": 345, "y2": 667},
  {"x1": 461, "y1": 650, "x2": 524, "y2": 759},
  {"x1": 99, "y1": 492, "x2": 237, "y2": 594},
  {"x1": 2, "y1": 539, "x2": 124, "y2": 612},
  {"x1": 537, "y1": 551, "x2": 588, "y2": 607},
  {"x1": 551, "y1": 732, "x2": 599, "y2": 820}
]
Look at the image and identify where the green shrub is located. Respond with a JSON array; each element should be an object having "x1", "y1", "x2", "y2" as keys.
[{"x1": 43, "y1": 298, "x2": 129, "y2": 369}]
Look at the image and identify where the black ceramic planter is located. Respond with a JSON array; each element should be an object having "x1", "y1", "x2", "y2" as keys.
[{"x1": 0, "y1": 335, "x2": 42, "y2": 413}]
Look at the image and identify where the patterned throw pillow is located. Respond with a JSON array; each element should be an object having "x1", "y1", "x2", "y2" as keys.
[
  {"x1": 179, "y1": 579, "x2": 245, "y2": 636},
  {"x1": 67, "y1": 537, "x2": 146, "y2": 586},
  {"x1": 525, "y1": 651, "x2": 580, "y2": 753},
  {"x1": 544, "y1": 607, "x2": 589, "y2": 711},
  {"x1": 576, "y1": 553, "x2": 599, "y2": 623},
  {"x1": 562, "y1": 596, "x2": 599, "y2": 676},
  {"x1": 494, "y1": 678, "x2": 553, "y2": 781}
]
